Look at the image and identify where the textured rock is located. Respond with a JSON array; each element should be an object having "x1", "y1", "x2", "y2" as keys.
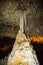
[
  {"x1": 0, "y1": 57, "x2": 8, "y2": 65},
  {"x1": 0, "y1": 0, "x2": 43, "y2": 37},
  {"x1": 7, "y1": 30, "x2": 39, "y2": 65}
]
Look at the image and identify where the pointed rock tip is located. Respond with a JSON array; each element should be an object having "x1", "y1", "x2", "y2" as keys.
[{"x1": 16, "y1": 30, "x2": 27, "y2": 42}]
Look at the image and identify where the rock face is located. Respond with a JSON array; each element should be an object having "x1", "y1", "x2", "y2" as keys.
[
  {"x1": 7, "y1": 30, "x2": 39, "y2": 65},
  {"x1": 0, "y1": 0, "x2": 43, "y2": 37}
]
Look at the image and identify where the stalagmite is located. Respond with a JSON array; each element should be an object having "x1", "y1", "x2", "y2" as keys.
[{"x1": 7, "y1": 30, "x2": 39, "y2": 65}]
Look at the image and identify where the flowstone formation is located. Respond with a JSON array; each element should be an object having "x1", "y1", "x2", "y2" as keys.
[{"x1": 7, "y1": 30, "x2": 39, "y2": 65}]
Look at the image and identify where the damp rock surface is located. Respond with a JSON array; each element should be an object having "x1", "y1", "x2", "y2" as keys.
[
  {"x1": 0, "y1": 57, "x2": 8, "y2": 65},
  {"x1": 7, "y1": 30, "x2": 39, "y2": 65},
  {"x1": 0, "y1": 0, "x2": 43, "y2": 37}
]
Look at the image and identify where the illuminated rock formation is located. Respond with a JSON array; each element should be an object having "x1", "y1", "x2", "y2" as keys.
[{"x1": 7, "y1": 30, "x2": 39, "y2": 65}]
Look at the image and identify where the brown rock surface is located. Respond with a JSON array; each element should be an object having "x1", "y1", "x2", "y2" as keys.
[{"x1": 0, "y1": 0, "x2": 43, "y2": 37}]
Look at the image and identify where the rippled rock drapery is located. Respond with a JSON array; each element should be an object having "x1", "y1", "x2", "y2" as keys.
[{"x1": 7, "y1": 30, "x2": 39, "y2": 65}]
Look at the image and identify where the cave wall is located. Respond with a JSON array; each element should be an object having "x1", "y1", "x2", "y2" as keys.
[{"x1": 0, "y1": 0, "x2": 43, "y2": 37}]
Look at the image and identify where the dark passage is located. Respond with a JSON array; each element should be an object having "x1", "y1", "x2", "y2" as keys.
[
  {"x1": 0, "y1": 37, "x2": 15, "y2": 59},
  {"x1": 31, "y1": 41, "x2": 43, "y2": 65}
]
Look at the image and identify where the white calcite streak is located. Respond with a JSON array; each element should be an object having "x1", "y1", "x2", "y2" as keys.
[
  {"x1": 20, "y1": 13, "x2": 24, "y2": 32},
  {"x1": 7, "y1": 30, "x2": 39, "y2": 65}
]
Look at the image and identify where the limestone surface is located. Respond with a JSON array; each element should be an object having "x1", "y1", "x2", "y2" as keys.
[{"x1": 7, "y1": 30, "x2": 39, "y2": 65}]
